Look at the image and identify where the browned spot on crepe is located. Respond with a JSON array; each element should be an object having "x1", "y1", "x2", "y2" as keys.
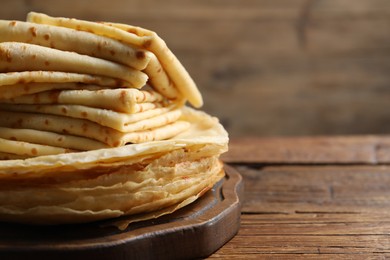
[
  {"x1": 29, "y1": 26, "x2": 37, "y2": 37},
  {"x1": 31, "y1": 148, "x2": 38, "y2": 155}
]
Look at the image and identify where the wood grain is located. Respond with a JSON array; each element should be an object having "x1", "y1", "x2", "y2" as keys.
[
  {"x1": 212, "y1": 136, "x2": 390, "y2": 258},
  {"x1": 211, "y1": 165, "x2": 390, "y2": 257},
  {"x1": 1, "y1": 0, "x2": 390, "y2": 136},
  {"x1": 223, "y1": 136, "x2": 390, "y2": 164}
]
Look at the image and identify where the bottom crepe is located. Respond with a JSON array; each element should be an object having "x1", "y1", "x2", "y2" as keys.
[{"x1": 0, "y1": 107, "x2": 228, "y2": 226}]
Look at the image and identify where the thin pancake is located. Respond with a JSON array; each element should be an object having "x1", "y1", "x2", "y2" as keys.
[
  {"x1": 0, "y1": 152, "x2": 29, "y2": 160},
  {"x1": 0, "y1": 103, "x2": 175, "y2": 131},
  {"x1": 0, "y1": 110, "x2": 190, "y2": 146},
  {"x1": 27, "y1": 12, "x2": 203, "y2": 107},
  {"x1": 0, "y1": 138, "x2": 74, "y2": 157},
  {"x1": 0, "y1": 20, "x2": 150, "y2": 70},
  {"x1": 144, "y1": 52, "x2": 179, "y2": 99},
  {"x1": 0, "y1": 154, "x2": 224, "y2": 225},
  {"x1": 0, "y1": 107, "x2": 228, "y2": 176},
  {"x1": 1, "y1": 88, "x2": 165, "y2": 113},
  {"x1": 0, "y1": 82, "x2": 105, "y2": 99},
  {"x1": 0, "y1": 42, "x2": 148, "y2": 88},
  {"x1": 0, "y1": 127, "x2": 109, "y2": 150},
  {"x1": 0, "y1": 71, "x2": 130, "y2": 87}
]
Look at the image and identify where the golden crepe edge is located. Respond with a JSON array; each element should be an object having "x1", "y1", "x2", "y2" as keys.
[
  {"x1": 0, "y1": 107, "x2": 228, "y2": 226},
  {"x1": 0, "y1": 13, "x2": 228, "y2": 227}
]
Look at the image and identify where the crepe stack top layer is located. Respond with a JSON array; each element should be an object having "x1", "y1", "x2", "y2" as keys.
[{"x1": 0, "y1": 13, "x2": 228, "y2": 227}]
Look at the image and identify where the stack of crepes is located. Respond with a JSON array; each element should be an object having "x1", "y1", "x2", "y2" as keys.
[{"x1": 0, "y1": 12, "x2": 228, "y2": 227}]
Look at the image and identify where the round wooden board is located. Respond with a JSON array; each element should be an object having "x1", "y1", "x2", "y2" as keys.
[{"x1": 0, "y1": 164, "x2": 243, "y2": 260}]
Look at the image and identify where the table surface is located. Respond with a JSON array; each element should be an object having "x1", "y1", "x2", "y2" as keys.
[{"x1": 210, "y1": 136, "x2": 390, "y2": 259}]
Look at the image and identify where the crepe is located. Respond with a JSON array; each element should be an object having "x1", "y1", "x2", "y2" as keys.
[
  {"x1": 0, "y1": 20, "x2": 179, "y2": 100},
  {"x1": 0, "y1": 71, "x2": 129, "y2": 87},
  {"x1": 0, "y1": 108, "x2": 227, "y2": 175},
  {"x1": 143, "y1": 51, "x2": 179, "y2": 99},
  {"x1": 27, "y1": 12, "x2": 203, "y2": 107},
  {"x1": 1, "y1": 88, "x2": 165, "y2": 113},
  {"x1": 0, "y1": 13, "x2": 228, "y2": 227},
  {"x1": 0, "y1": 82, "x2": 105, "y2": 99},
  {"x1": 0, "y1": 137, "x2": 74, "y2": 157},
  {"x1": 0, "y1": 42, "x2": 148, "y2": 88},
  {"x1": 0, "y1": 109, "x2": 190, "y2": 147},
  {"x1": 0, "y1": 20, "x2": 150, "y2": 70},
  {"x1": 0, "y1": 108, "x2": 228, "y2": 225},
  {"x1": 0, "y1": 127, "x2": 109, "y2": 151},
  {"x1": 0, "y1": 104, "x2": 176, "y2": 131},
  {"x1": 0, "y1": 152, "x2": 29, "y2": 160}
]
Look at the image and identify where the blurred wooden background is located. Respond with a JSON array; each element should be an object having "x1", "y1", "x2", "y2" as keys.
[{"x1": 1, "y1": 0, "x2": 390, "y2": 137}]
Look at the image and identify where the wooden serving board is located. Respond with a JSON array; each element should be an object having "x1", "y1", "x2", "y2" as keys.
[{"x1": 0, "y1": 164, "x2": 243, "y2": 260}]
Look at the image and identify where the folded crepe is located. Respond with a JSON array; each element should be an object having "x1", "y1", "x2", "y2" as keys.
[{"x1": 0, "y1": 13, "x2": 228, "y2": 227}]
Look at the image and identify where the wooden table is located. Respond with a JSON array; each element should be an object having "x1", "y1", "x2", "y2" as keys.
[{"x1": 210, "y1": 136, "x2": 390, "y2": 259}]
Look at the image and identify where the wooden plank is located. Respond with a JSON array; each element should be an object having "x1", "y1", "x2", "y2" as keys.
[
  {"x1": 238, "y1": 221, "x2": 390, "y2": 236},
  {"x1": 305, "y1": 19, "x2": 390, "y2": 54},
  {"x1": 212, "y1": 234, "x2": 390, "y2": 255},
  {"x1": 211, "y1": 253, "x2": 390, "y2": 259},
  {"x1": 210, "y1": 163, "x2": 390, "y2": 258},
  {"x1": 223, "y1": 136, "x2": 390, "y2": 164},
  {"x1": 153, "y1": 50, "x2": 390, "y2": 136},
  {"x1": 211, "y1": 213, "x2": 390, "y2": 257},
  {"x1": 238, "y1": 212, "x2": 390, "y2": 224},
  {"x1": 243, "y1": 202, "x2": 390, "y2": 215},
  {"x1": 241, "y1": 165, "x2": 390, "y2": 212},
  {"x1": 311, "y1": 0, "x2": 390, "y2": 18},
  {"x1": 0, "y1": 0, "x2": 305, "y2": 21},
  {"x1": 221, "y1": 234, "x2": 390, "y2": 252},
  {"x1": 199, "y1": 53, "x2": 390, "y2": 137}
]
